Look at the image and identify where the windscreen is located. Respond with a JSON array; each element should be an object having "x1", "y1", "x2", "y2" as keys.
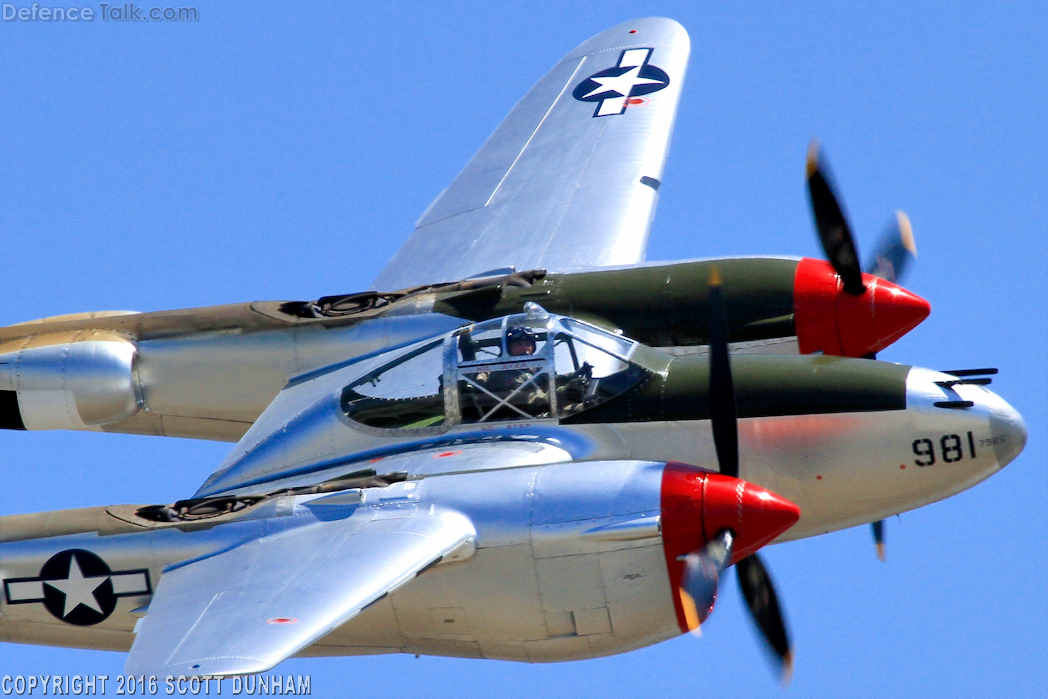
[
  {"x1": 552, "y1": 327, "x2": 647, "y2": 416},
  {"x1": 341, "y1": 340, "x2": 446, "y2": 429}
]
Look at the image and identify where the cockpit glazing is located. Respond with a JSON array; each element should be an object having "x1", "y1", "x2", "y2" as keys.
[{"x1": 342, "y1": 311, "x2": 654, "y2": 431}]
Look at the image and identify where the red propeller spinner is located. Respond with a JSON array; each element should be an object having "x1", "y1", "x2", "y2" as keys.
[
  {"x1": 660, "y1": 462, "x2": 800, "y2": 633},
  {"x1": 793, "y1": 257, "x2": 931, "y2": 357}
]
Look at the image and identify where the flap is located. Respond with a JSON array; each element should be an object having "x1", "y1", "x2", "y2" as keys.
[{"x1": 125, "y1": 507, "x2": 475, "y2": 677}]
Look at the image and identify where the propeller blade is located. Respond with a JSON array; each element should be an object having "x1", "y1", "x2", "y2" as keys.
[
  {"x1": 872, "y1": 519, "x2": 886, "y2": 562},
  {"x1": 737, "y1": 553, "x2": 793, "y2": 683},
  {"x1": 678, "y1": 530, "x2": 735, "y2": 633},
  {"x1": 708, "y1": 270, "x2": 793, "y2": 681},
  {"x1": 806, "y1": 139, "x2": 866, "y2": 295},
  {"x1": 865, "y1": 211, "x2": 917, "y2": 284},
  {"x1": 708, "y1": 268, "x2": 739, "y2": 479}
]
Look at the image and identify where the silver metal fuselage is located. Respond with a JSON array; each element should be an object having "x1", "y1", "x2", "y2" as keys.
[
  {"x1": 0, "y1": 355, "x2": 1026, "y2": 661},
  {"x1": 1, "y1": 312, "x2": 467, "y2": 440}
]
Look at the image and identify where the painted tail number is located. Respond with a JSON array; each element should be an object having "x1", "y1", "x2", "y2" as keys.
[{"x1": 912, "y1": 432, "x2": 977, "y2": 466}]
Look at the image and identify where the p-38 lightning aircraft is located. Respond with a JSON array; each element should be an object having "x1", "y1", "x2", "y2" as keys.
[{"x1": 0, "y1": 17, "x2": 1027, "y2": 681}]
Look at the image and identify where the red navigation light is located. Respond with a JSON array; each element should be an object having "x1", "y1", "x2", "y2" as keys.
[{"x1": 794, "y1": 257, "x2": 930, "y2": 357}]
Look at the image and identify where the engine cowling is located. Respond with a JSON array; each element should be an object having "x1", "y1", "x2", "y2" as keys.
[
  {"x1": 0, "y1": 331, "x2": 142, "y2": 431},
  {"x1": 793, "y1": 257, "x2": 931, "y2": 357},
  {"x1": 660, "y1": 462, "x2": 800, "y2": 633}
]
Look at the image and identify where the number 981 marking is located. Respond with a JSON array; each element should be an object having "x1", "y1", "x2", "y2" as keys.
[{"x1": 913, "y1": 431, "x2": 977, "y2": 466}]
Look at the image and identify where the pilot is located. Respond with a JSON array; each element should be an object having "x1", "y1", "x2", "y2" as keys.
[
  {"x1": 506, "y1": 326, "x2": 537, "y2": 357},
  {"x1": 471, "y1": 326, "x2": 548, "y2": 418}
]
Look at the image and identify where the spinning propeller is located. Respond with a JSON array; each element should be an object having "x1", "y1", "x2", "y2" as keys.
[
  {"x1": 673, "y1": 142, "x2": 923, "y2": 669},
  {"x1": 806, "y1": 139, "x2": 919, "y2": 293},
  {"x1": 676, "y1": 268, "x2": 795, "y2": 682},
  {"x1": 806, "y1": 139, "x2": 921, "y2": 558}
]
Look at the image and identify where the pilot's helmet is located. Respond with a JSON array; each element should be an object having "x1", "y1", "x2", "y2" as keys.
[{"x1": 506, "y1": 326, "x2": 537, "y2": 356}]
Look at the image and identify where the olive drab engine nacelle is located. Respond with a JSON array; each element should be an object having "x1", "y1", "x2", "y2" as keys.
[{"x1": 0, "y1": 256, "x2": 930, "y2": 441}]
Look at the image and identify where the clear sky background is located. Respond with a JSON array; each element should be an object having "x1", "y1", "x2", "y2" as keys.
[{"x1": 2, "y1": 2, "x2": 1045, "y2": 697}]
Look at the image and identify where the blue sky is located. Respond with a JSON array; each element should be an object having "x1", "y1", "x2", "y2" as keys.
[{"x1": 1, "y1": 2, "x2": 1045, "y2": 696}]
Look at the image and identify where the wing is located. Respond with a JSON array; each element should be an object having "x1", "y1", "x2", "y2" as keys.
[
  {"x1": 372, "y1": 17, "x2": 690, "y2": 291},
  {"x1": 125, "y1": 506, "x2": 475, "y2": 678}
]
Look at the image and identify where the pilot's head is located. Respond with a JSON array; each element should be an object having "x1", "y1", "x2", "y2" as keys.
[{"x1": 507, "y1": 327, "x2": 537, "y2": 357}]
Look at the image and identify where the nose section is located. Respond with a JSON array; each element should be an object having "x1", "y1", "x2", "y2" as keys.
[
  {"x1": 702, "y1": 474, "x2": 801, "y2": 563},
  {"x1": 793, "y1": 257, "x2": 931, "y2": 357},
  {"x1": 990, "y1": 400, "x2": 1028, "y2": 467},
  {"x1": 908, "y1": 367, "x2": 1028, "y2": 476}
]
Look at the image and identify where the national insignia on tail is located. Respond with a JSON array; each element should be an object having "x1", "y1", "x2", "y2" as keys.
[{"x1": 573, "y1": 48, "x2": 670, "y2": 117}]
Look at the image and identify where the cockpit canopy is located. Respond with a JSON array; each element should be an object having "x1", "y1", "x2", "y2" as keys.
[{"x1": 341, "y1": 308, "x2": 661, "y2": 432}]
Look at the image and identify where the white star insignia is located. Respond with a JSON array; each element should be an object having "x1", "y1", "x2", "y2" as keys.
[
  {"x1": 45, "y1": 554, "x2": 108, "y2": 617},
  {"x1": 582, "y1": 65, "x2": 662, "y2": 100}
]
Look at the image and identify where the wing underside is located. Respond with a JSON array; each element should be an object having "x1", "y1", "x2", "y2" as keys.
[
  {"x1": 125, "y1": 506, "x2": 475, "y2": 678},
  {"x1": 372, "y1": 17, "x2": 690, "y2": 290}
]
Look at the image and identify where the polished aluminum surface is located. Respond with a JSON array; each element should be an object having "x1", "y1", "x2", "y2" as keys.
[
  {"x1": 1, "y1": 332, "x2": 140, "y2": 430},
  {"x1": 195, "y1": 311, "x2": 653, "y2": 497},
  {"x1": 136, "y1": 314, "x2": 462, "y2": 425},
  {"x1": 126, "y1": 505, "x2": 476, "y2": 677},
  {"x1": 373, "y1": 18, "x2": 690, "y2": 290},
  {"x1": 1, "y1": 309, "x2": 467, "y2": 440},
  {"x1": 1, "y1": 460, "x2": 678, "y2": 666}
]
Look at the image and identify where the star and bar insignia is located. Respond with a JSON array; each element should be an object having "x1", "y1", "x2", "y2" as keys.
[
  {"x1": 3, "y1": 549, "x2": 151, "y2": 626},
  {"x1": 572, "y1": 48, "x2": 670, "y2": 117}
]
